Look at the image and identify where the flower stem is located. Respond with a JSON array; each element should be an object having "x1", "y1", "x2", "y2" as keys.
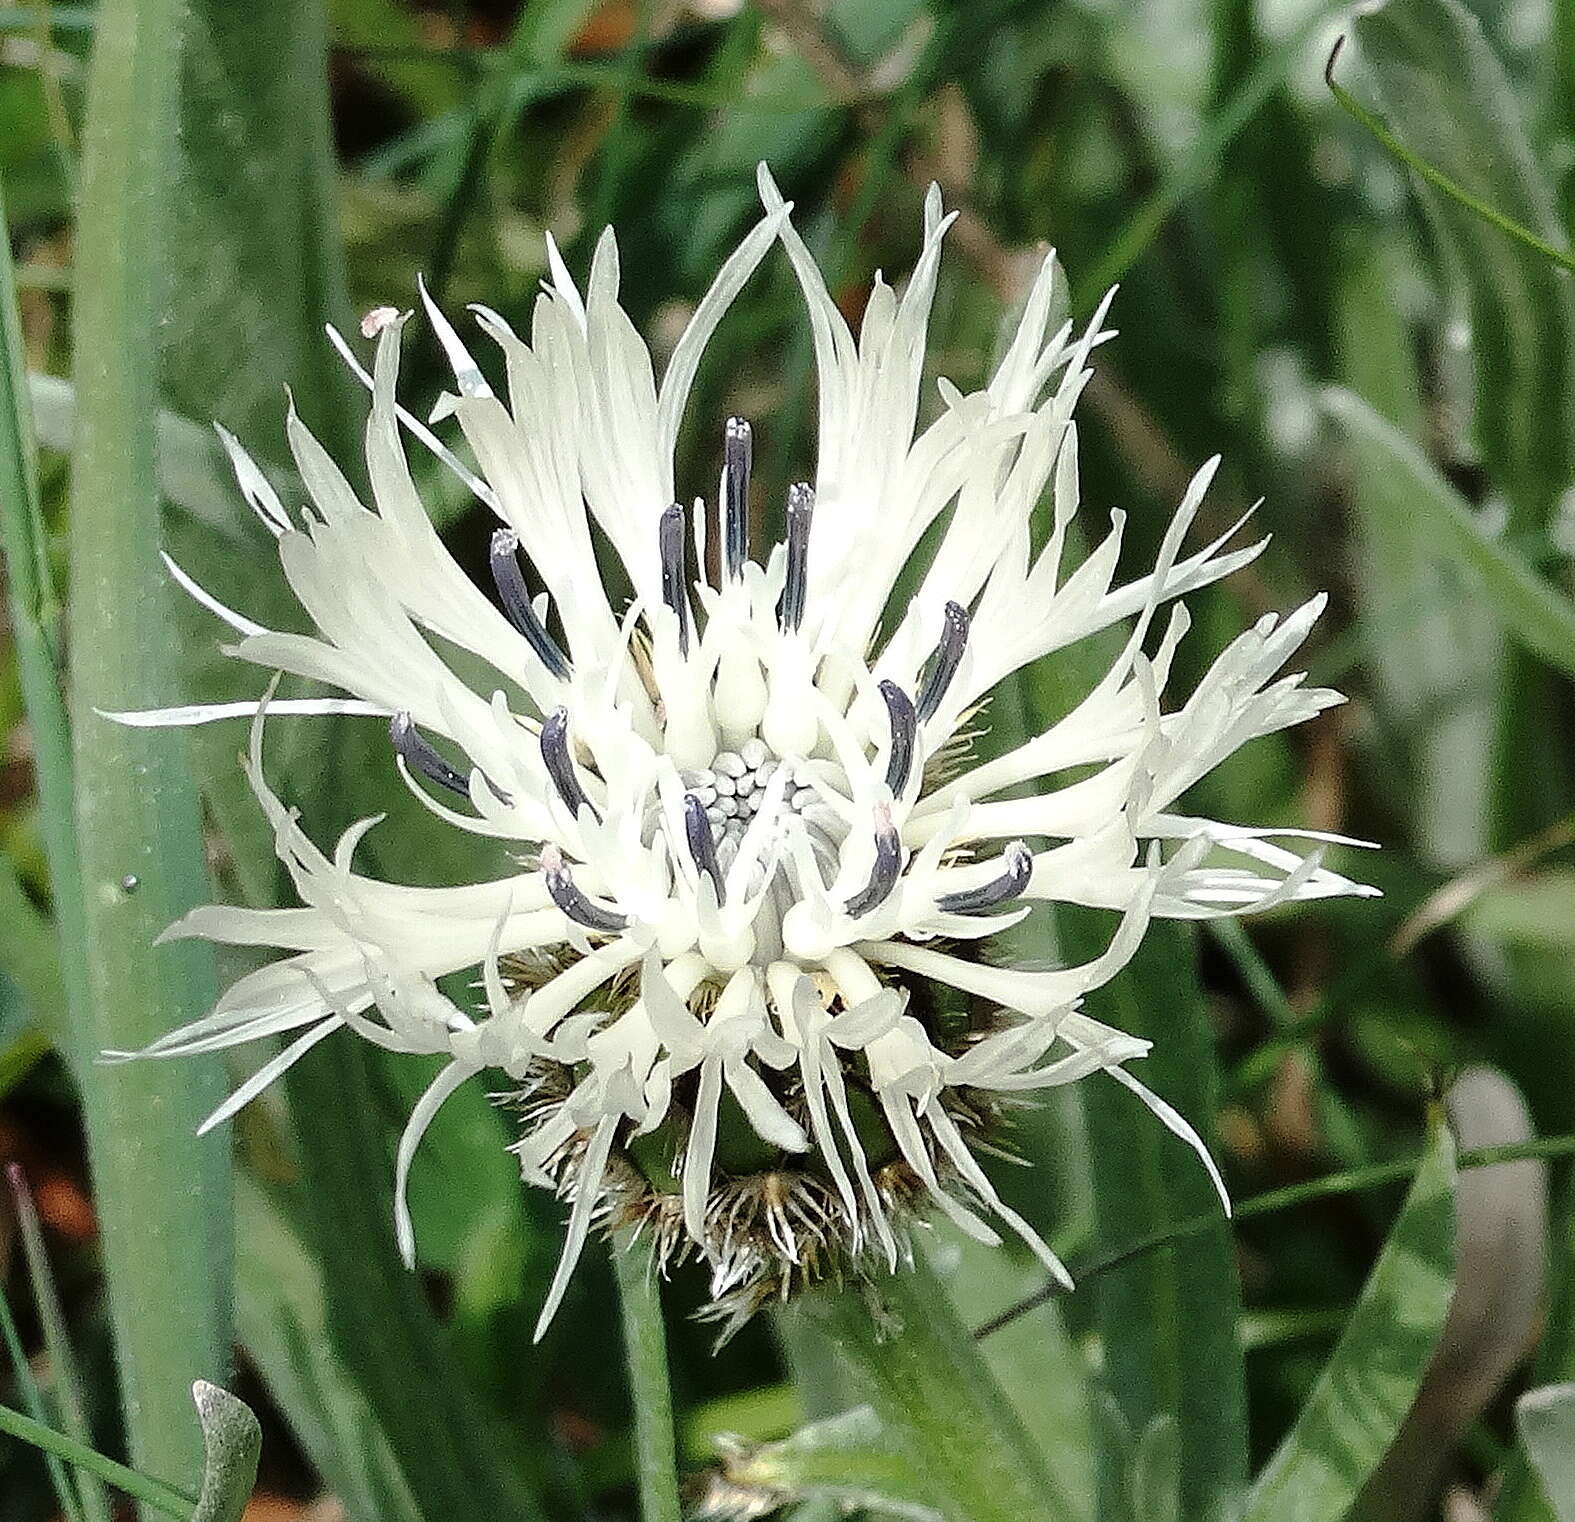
[
  {"x1": 796, "y1": 1258, "x2": 1077, "y2": 1522},
  {"x1": 612, "y1": 1239, "x2": 683, "y2": 1522}
]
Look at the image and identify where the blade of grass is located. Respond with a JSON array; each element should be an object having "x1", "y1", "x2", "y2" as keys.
[
  {"x1": 0, "y1": 1404, "x2": 194, "y2": 1520},
  {"x1": 67, "y1": 0, "x2": 233, "y2": 1496},
  {"x1": 1322, "y1": 388, "x2": 1575, "y2": 683},
  {"x1": 5, "y1": 1165, "x2": 112, "y2": 1522},
  {"x1": 1324, "y1": 35, "x2": 1575, "y2": 277},
  {"x1": 1348, "y1": 0, "x2": 1575, "y2": 535},
  {"x1": 0, "y1": 1286, "x2": 84, "y2": 1522},
  {"x1": 0, "y1": 176, "x2": 90, "y2": 1084},
  {"x1": 612, "y1": 1238, "x2": 682, "y2": 1522},
  {"x1": 980, "y1": 1133, "x2": 1575, "y2": 1337}
]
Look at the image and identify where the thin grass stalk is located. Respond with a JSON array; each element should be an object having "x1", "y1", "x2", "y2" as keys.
[
  {"x1": 0, "y1": 1405, "x2": 195, "y2": 1520},
  {"x1": 7, "y1": 1165, "x2": 113, "y2": 1522},
  {"x1": 613, "y1": 1239, "x2": 683, "y2": 1522},
  {"x1": 0, "y1": 1289, "x2": 84, "y2": 1522},
  {"x1": 68, "y1": 0, "x2": 232, "y2": 1496}
]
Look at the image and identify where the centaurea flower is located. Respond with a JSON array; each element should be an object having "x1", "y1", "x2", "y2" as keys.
[{"x1": 111, "y1": 166, "x2": 1375, "y2": 1338}]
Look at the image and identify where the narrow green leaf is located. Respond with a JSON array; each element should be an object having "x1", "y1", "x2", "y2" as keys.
[
  {"x1": 613, "y1": 1240, "x2": 683, "y2": 1522},
  {"x1": 1, "y1": 1285, "x2": 85, "y2": 1522},
  {"x1": 1323, "y1": 387, "x2": 1575, "y2": 683},
  {"x1": 68, "y1": 0, "x2": 233, "y2": 1498},
  {"x1": 0, "y1": 1404, "x2": 194, "y2": 1521},
  {"x1": 189, "y1": 1382, "x2": 262, "y2": 1522},
  {"x1": 1241, "y1": 1122, "x2": 1458, "y2": 1522},
  {"x1": 231, "y1": 1173, "x2": 422, "y2": 1522},
  {"x1": 790, "y1": 1257, "x2": 1077, "y2": 1522},
  {"x1": 1351, "y1": 0, "x2": 1575, "y2": 530},
  {"x1": 1076, "y1": 920, "x2": 1247, "y2": 1522},
  {"x1": 702, "y1": 1405, "x2": 946, "y2": 1522},
  {"x1": 6, "y1": 1165, "x2": 113, "y2": 1522},
  {"x1": 1515, "y1": 1384, "x2": 1575, "y2": 1522}
]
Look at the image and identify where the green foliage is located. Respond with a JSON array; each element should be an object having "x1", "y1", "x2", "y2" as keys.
[
  {"x1": 3, "y1": 0, "x2": 1574, "y2": 1517},
  {"x1": 1241, "y1": 1122, "x2": 1458, "y2": 1522}
]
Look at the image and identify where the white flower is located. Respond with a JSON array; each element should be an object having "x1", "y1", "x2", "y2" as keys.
[{"x1": 111, "y1": 164, "x2": 1376, "y2": 1338}]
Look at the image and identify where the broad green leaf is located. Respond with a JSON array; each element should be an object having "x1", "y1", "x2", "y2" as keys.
[
  {"x1": 1323, "y1": 388, "x2": 1575, "y2": 685},
  {"x1": 1515, "y1": 1384, "x2": 1575, "y2": 1522},
  {"x1": 69, "y1": 0, "x2": 234, "y2": 1496},
  {"x1": 1241, "y1": 1122, "x2": 1458, "y2": 1522},
  {"x1": 137, "y1": 5, "x2": 551, "y2": 1519},
  {"x1": 930, "y1": 1232, "x2": 1095, "y2": 1521},
  {"x1": 790, "y1": 1257, "x2": 1079, "y2": 1522},
  {"x1": 1352, "y1": 0, "x2": 1575, "y2": 532},
  {"x1": 702, "y1": 1405, "x2": 946, "y2": 1522},
  {"x1": 190, "y1": 1383, "x2": 262, "y2": 1522}
]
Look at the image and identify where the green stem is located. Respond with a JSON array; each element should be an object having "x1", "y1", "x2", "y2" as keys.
[
  {"x1": 612, "y1": 1239, "x2": 683, "y2": 1522},
  {"x1": 978, "y1": 1133, "x2": 1575, "y2": 1338},
  {"x1": 1324, "y1": 35, "x2": 1575, "y2": 275},
  {"x1": 797, "y1": 1256, "x2": 1076, "y2": 1522},
  {"x1": 68, "y1": 0, "x2": 233, "y2": 1498},
  {"x1": 0, "y1": 1405, "x2": 195, "y2": 1521},
  {"x1": 1, "y1": 1289, "x2": 84, "y2": 1522}
]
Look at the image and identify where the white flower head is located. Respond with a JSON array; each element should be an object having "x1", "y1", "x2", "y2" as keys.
[{"x1": 111, "y1": 164, "x2": 1376, "y2": 1339}]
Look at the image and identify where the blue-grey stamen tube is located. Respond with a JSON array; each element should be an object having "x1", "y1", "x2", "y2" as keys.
[
  {"x1": 390, "y1": 712, "x2": 470, "y2": 798},
  {"x1": 683, "y1": 793, "x2": 724, "y2": 902},
  {"x1": 723, "y1": 416, "x2": 752, "y2": 580},
  {"x1": 936, "y1": 841, "x2": 1033, "y2": 914},
  {"x1": 489, "y1": 529, "x2": 570, "y2": 679},
  {"x1": 779, "y1": 482, "x2": 814, "y2": 633},
  {"x1": 659, "y1": 502, "x2": 691, "y2": 654},
  {"x1": 879, "y1": 679, "x2": 918, "y2": 796},
  {"x1": 916, "y1": 601, "x2": 969, "y2": 722},
  {"x1": 845, "y1": 808, "x2": 903, "y2": 918},
  {"x1": 540, "y1": 708, "x2": 598, "y2": 821},
  {"x1": 542, "y1": 848, "x2": 627, "y2": 934}
]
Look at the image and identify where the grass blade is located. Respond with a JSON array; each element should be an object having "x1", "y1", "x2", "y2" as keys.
[
  {"x1": 6, "y1": 1165, "x2": 112, "y2": 1522},
  {"x1": 1075, "y1": 920, "x2": 1247, "y2": 1522},
  {"x1": 67, "y1": 0, "x2": 233, "y2": 1495},
  {"x1": 1323, "y1": 388, "x2": 1575, "y2": 683},
  {"x1": 1240, "y1": 1121, "x2": 1458, "y2": 1522},
  {"x1": 0, "y1": 1404, "x2": 194, "y2": 1520},
  {"x1": 1351, "y1": 0, "x2": 1575, "y2": 532},
  {"x1": 1, "y1": 1285, "x2": 84, "y2": 1522}
]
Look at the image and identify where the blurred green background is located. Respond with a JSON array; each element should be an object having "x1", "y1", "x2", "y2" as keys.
[{"x1": 2, "y1": 0, "x2": 1574, "y2": 1519}]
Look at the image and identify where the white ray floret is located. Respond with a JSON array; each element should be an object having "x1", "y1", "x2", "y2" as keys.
[{"x1": 113, "y1": 164, "x2": 1377, "y2": 1334}]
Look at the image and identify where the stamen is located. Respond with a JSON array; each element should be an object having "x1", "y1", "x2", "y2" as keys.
[
  {"x1": 390, "y1": 712, "x2": 469, "y2": 798},
  {"x1": 489, "y1": 530, "x2": 570, "y2": 680},
  {"x1": 540, "y1": 708, "x2": 598, "y2": 821},
  {"x1": 659, "y1": 502, "x2": 691, "y2": 654},
  {"x1": 936, "y1": 841, "x2": 1033, "y2": 914},
  {"x1": 916, "y1": 601, "x2": 969, "y2": 722},
  {"x1": 878, "y1": 680, "x2": 918, "y2": 796},
  {"x1": 844, "y1": 804, "x2": 903, "y2": 918},
  {"x1": 780, "y1": 482, "x2": 813, "y2": 633},
  {"x1": 683, "y1": 793, "x2": 724, "y2": 903},
  {"x1": 541, "y1": 846, "x2": 627, "y2": 934},
  {"x1": 723, "y1": 416, "x2": 752, "y2": 579}
]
